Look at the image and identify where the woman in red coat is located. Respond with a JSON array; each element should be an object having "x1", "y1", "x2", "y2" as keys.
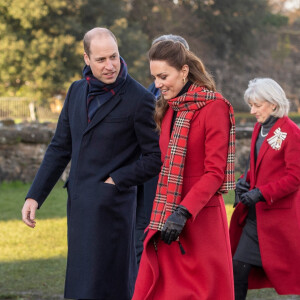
[
  {"x1": 230, "y1": 78, "x2": 300, "y2": 299},
  {"x1": 132, "y1": 40, "x2": 235, "y2": 299}
]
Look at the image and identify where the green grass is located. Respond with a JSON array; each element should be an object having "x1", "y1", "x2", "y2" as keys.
[
  {"x1": 0, "y1": 181, "x2": 299, "y2": 300},
  {"x1": 0, "y1": 181, "x2": 67, "y2": 221},
  {"x1": 0, "y1": 181, "x2": 67, "y2": 300}
]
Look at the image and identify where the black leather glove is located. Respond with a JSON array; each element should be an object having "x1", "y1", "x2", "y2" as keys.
[
  {"x1": 240, "y1": 188, "x2": 265, "y2": 207},
  {"x1": 236, "y1": 178, "x2": 250, "y2": 194},
  {"x1": 161, "y1": 205, "x2": 191, "y2": 245},
  {"x1": 233, "y1": 178, "x2": 251, "y2": 207}
]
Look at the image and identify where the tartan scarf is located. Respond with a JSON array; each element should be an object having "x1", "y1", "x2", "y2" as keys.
[
  {"x1": 83, "y1": 56, "x2": 128, "y2": 122},
  {"x1": 149, "y1": 84, "x2": 236, "y2": 231}
]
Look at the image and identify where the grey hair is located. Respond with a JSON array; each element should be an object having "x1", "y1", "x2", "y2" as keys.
[
  {"x1": 244, "y1": 78, "x2": 290, "y2": 117},
  {"x1": 152, "y1": 34, "x2": 189, "y2": 50}
]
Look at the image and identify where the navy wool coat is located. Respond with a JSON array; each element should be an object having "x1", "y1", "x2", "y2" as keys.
[{"x1": 26, "y1": 75, "x2": 162, "y2": 300}]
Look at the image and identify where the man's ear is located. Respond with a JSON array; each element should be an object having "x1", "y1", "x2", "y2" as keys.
[{"x1": 84, "y1": 52, "x2": 90, "y2": 65}]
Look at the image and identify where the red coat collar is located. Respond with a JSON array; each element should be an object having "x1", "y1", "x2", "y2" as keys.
[{"x1": 250, "y1": 116, "x2": 288, "y2": 180}]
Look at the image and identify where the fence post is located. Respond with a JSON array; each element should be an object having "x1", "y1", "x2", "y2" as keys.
[{"x1": 29, "y1": 102, "x2": 37, "y2": 121}]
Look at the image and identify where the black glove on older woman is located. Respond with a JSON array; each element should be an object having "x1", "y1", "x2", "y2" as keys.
[
  {"x1": 240, "y1": 188, "x2": 265, "y2": 206},
  {"x1": 233, "y1": 178, "x2": 251, "y2": 207},
  {"x1": 161, "y1": 205, "x2": 191, "y2": 245},
  {"x1": 236, "y1": 178, "x2": 250, "y2": 194}
]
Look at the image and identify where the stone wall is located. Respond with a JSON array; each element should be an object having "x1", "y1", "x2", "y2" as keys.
[
  {"x1": 0, "y1": 122, "x2": 253, "y2": 183},
  {"x1": 0, "y1": 122, "x2": 70, "y2": 182}
]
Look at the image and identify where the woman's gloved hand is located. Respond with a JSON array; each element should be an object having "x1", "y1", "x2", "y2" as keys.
[
  {"x1": 161, "y1": 205, "x2": 191, "y2": 245},
  {"x1": 233, "y1": 178, "x2": 251, "y2": 207},
  {"x1": 236, "y1": 178, "x2": 250, "y2": 194},
  {"x1": 240, "y1": 188, "x2": 265, "y2": 206}
]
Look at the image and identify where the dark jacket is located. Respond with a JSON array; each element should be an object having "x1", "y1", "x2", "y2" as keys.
[{"x1": 27, "y1": 75, "x2": 161, "y2": 299}]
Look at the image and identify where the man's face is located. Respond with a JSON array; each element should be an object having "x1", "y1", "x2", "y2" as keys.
[{"x1": 84, "y1": 35, "x2": 121, "y2": 84}]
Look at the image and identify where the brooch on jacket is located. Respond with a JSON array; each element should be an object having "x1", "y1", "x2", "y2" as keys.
[{"x1": 267, "y1": 127, "x2": 287, "y2": 150}]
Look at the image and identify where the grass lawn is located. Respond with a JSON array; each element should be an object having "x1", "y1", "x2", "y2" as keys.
[{"x1": 0, "y1": 181, "x2": 299, "y2": 300}]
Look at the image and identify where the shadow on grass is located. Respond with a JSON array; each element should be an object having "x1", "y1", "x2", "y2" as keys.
[
  {"x1": 1, "y1": 257, "x2": 300, "y2": 300},
  {"x1": 0, "y1": 257, "x2": 66, "y2": 300}
]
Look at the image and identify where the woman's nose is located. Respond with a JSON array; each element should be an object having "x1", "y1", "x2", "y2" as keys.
[{"x1": 155, "y1": 79, "x2": 162, "y2": 89}]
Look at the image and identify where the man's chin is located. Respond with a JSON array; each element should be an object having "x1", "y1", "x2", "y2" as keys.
[{"x1": 102, "y1": 77, "x2": 117, "y2": 84}]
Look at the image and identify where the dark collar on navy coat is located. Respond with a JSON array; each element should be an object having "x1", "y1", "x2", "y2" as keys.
[
  {"x1": 83, "y1": 79, "x2": 127, "y2": 135},
  {"x1": 75, "y1": 80, "x2": 89, "y2": 133}
]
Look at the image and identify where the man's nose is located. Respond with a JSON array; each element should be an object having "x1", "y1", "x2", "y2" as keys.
[{"x1": 105, "y1": 59, "x2": 113, "y2": 69}]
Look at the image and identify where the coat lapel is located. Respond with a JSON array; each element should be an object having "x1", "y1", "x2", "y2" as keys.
[
  {"x1": 75, "y1": 81, "x2": 89, "y2": 132},
  {"x1": 254, "y1": 117, "x2": 287, "y2": 174},
  {"x1": 159, "y1": 107, "x2": 173, "y2": 160},
  {"x1": 83, "y1": 89, "x2": 124, "y2": 135},
  {"x1": 250, "y1": 124, "x2": 260, "y2": 185}
]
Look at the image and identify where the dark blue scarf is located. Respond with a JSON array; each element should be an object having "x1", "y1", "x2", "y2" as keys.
[{"x1": 83, "y1": 56, "x2": 128, "y2": 122}]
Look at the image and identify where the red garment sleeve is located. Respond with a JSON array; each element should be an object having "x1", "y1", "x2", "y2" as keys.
[{"x1": 180, "y1": 100, "x2": 231, "y2": 219}]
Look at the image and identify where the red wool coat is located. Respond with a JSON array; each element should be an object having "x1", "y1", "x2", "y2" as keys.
[
  {"x1": 230, "y1": 116, "x2": 300, "y2": 294},
  {"x1": 133, "y1": 100, "x2": 234, "y2": 300}
]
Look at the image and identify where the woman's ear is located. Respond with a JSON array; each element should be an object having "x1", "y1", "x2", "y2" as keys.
[{"x1": 182, "y1": 64, "x2": 189, "y2": 78}]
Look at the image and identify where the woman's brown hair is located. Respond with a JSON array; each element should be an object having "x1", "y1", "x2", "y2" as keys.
[{"x1": 149, "y1": 40, "x2": 216, "y2": 131}]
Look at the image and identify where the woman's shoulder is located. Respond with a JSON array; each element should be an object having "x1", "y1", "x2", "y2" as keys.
[
  {"x1": 277, "y1": 116, "x2": 300, "y2": 132},
  {"x1": 193, "y1": 98, "x2": 231, "y2": 127},
  {"x1": 269, "y1": 117, "x2": 300, "y2": 145},
  {"x1": 204, "y1": 97, "x2": 231, "y2": 115}
]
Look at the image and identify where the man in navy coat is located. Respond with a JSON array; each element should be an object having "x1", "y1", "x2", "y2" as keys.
[{"x1": 21, "y1": 27, "x2": 161, "y2": 300}]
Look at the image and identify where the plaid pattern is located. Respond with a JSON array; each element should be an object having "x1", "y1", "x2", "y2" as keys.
[
  {"x1": 83, "y1": 56, "x2": 128, "y2": 122},
  {"x1": 149, "y1": 84, "x2": 236, "y2": 231}
]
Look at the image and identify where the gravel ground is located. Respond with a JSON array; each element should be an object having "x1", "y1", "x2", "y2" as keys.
[{"x1": 247, "y1": 289, "x2": 300, "y2": 299}]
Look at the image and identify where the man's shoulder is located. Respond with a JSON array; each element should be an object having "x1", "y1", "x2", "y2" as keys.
[
  {"x1": 124, "y1": 75, "x2": 154, "y2": 100},
  {"x1": 69, "y1": 78, "x2": 86, "y2": 89}
]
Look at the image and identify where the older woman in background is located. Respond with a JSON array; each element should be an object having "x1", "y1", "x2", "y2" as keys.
[{"x1": 230, "y1": 78, "x2": 300, "y2": 300}]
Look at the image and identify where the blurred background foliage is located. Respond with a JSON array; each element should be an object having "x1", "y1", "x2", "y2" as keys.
[{"x1": 0, "y1": 0, "x2": 299, "y2": 112}]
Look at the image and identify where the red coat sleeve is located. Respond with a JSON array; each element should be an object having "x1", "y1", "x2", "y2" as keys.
[{"x1": 180, "y1": 100, "x2": 231, "y2": 218}]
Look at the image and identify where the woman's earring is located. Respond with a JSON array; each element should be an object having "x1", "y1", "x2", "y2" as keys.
[{"x1": 183, "y1": 77, "x2": 186, "y2": 84}]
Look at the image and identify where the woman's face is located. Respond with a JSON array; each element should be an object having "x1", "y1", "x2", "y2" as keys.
[
  {"x1": 150, "y1": 60, "x2": 188, "y2": 100},
  {"x1": 249, "y1": 100, "x2": 276, "y2": 123}
]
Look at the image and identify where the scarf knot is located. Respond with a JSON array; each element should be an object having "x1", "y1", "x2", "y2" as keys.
[
  {"x1": 83, "y1": 56, "x2": 128, "y2": 122},
  {"x1": 149, "y1": 84, "x2": 235, "y2": 231}
]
